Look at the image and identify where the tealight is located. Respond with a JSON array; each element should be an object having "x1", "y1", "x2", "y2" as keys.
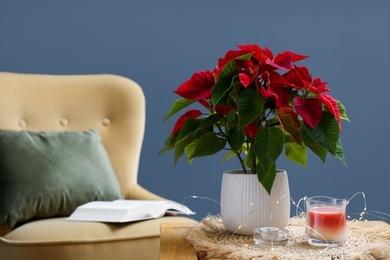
[{"x1": 253, "y1": 227, "x2": 289, "y2": 246}]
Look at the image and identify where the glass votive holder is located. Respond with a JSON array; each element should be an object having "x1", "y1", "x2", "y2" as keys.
[
  {"x1": 305, "y1": 196, "x2": 347, "y2": 247},
  {"x1": 253, "y1": 227, "x2": 289, "y2": 246}
]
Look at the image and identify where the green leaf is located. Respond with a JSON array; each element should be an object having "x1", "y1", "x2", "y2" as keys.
[
  {"x1": 189, "y1": 132, "x2": 227, "y2": 159},
  {"x1": 284, "y1": 142, "x2": 307, "y2": 168},
  {"x1": 221, "y1": 150, "x2": 237, "y2": 163},
  {"x1": 196, "y1": 114, "x2": 224, "y2": 132},
  {"x1": 211, "y1": 53, "x2": 253, "y2": 106},
  {"x1": 159, "y1": 134, "x2": 177, "y2": 155},
  {"x1": 335, "y1": 139, "x2": 347, "y2": 166},
  {"x1": 159, "y1": 142, "x2": 174, "y2": 155},
  {"x1": 184, "y1": 139, "x2": 198, "y2": 164},
  {"x1": 304, "y1": 112, "x2": 340, "y2": 155},
  {"x1": 212, "y1": 71, "x2": 236, "y2": 107},
  {"x1": 174, "y1": 134, "x2": 197, "y2": 164},
  {"x1": 243, "y1": 155, "x2": 252, "y2": 169},
  {"x1": 237, "y1": 88, "x2": 265, "y2": 129},
  {"x1": 337, "y1": 100, "x2": 350, "y2": 122},
  {"x1": 275, "y1": 107, "x2": 303, "y2": 145},
  {"x1": 173, "y1": 119, "x2": 201, "y2": 163},
  {"x1": 254, "y1": 127, "x2": 285, "y2": 172},
  {"x1": 228, "y1": 79, "x2": 242, "y2": 107},
  {"x1": 243, "y1": 143, "x2": 255, "y2": 169},
  {"x1": 253, "y1": 127, "x2": 285, "y2": 194},
  {"x1": 175, "y1": 118, "x2": 201, "y2": 143},
  {"x1": 227, "y1": 127, "x2": 245, "y2": 153},
  {"x1": 301, "y1": 124, "x2": 327, "y2": 163},
  {"x1": 158, "y1": 146, "x2": 172, "y2": 155},
  {"x1": 163, "y1": 99, "x2": 196, "y2": 121},
  {"x1": 256, "y1": 162, "x2": 276, "y2": 195},
  {"x1": 226, "y1": 108, "x2": 238, "y2": 131}
]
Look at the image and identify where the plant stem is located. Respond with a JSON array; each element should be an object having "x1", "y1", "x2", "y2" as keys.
[
  {"x1": 216, "y1": 124, "x2": 226, "y2": 138},
  {"x1": 236, "y1": 152, "x2": 247, "y2": 174},
  {"x1": 252, "y1": 149, "x2": 256, "y2": 174}
]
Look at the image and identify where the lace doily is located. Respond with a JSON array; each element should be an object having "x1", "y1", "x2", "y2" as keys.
[{"x1": 185, "y1": 216, "x2": 390, "y2": 260}]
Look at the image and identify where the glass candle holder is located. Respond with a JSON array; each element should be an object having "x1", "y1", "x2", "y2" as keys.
[
  {"x1": 305, "y1": 196, "x2": 347, "y2": 247},
  {"x1": 253, "y1": 227, "x2": 289, "y2": 246}
]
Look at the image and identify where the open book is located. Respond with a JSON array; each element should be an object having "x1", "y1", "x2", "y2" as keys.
[{"x1": 66, "y1": 200, "x2": 195, "y2": 223}]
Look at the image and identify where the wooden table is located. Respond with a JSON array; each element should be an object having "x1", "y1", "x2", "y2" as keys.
[
  {"x1": 160, "y1": 220, "x2": 390, "y2": 260},
  {"x1": 160, "y1": 222, "x2": 198, "y2": 260}
]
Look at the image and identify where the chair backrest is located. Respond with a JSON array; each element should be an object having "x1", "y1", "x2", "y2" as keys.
[{"x1": 0, "y1": 72, "x2": 145, "y2": 198}]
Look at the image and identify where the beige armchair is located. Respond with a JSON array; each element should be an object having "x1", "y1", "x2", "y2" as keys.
[{"x1": 0, "y1": 72, "x2": 196, "y2": 260}]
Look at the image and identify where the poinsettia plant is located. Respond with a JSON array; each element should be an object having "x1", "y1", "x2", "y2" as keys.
[{"x1": 161, "y1": 44, "x2": 348, "y2": 194}]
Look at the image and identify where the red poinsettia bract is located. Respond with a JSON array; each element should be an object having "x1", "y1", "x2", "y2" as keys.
[
  {"x1": 174, "y1": 70, "x2": 215, "y2": 100},
  {"x1": 283, "y1": 65, "x2": 341, "y2": 129},
  {"x1": 171, "y1": 109, "x2": 202, "y2": 137}
]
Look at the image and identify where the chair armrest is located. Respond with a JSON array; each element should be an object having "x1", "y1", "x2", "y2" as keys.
[{"x1": 125, "y1": 183, "x2": 167, "y2": 201}]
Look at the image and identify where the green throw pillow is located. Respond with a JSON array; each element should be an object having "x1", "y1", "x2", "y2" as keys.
[{"x1": 0, "y1": 129, "x2": 123, "y2": 227}]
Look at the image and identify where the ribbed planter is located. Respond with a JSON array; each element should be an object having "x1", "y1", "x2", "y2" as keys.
[{"x1": 220, "y1": 169, "x2": 290, "y2": 235}]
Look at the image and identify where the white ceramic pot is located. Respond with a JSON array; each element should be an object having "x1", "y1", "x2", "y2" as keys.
[{"x1": 220, "y1": 169, "x2": 290, "y2": 235}]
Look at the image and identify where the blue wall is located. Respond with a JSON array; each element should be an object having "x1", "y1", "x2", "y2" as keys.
[{"x1": 1, "y1": 1, "x2": 389, "y2": 222}]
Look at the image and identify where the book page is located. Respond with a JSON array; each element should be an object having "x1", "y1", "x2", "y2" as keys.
[{"x1": 66, "y1": 200, "x2": 195, "y2": 223}]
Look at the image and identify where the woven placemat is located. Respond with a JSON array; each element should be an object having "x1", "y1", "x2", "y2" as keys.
[{"x1": 185, "y1": 216, "x2": 390, "y2": 259}]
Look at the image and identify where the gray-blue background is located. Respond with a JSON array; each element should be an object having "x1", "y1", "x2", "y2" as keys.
[{"x1": 1, "y1": 1, "x2": 389, "y2": 222}]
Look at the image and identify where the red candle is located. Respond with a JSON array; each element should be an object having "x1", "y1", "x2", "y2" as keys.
[{"x1": 307, "y1": 206, "x2": 347, "y2": 241}]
